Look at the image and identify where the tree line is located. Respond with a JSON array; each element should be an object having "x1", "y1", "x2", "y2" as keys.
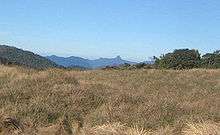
[{"x1": 154, "y1": 49, "x2": 220, "y2": 69}]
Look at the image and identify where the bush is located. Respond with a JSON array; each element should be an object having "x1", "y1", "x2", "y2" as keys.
[{"x1": 135, "y1": 63, "x2": 146, "y2": 69}]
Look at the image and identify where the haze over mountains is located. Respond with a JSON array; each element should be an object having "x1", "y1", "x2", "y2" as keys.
[
  {"x1": 46, "y1": 55, "x2": 137, "y2": 69},
  {"x1": 0, "y1": 45, "x2": 153, "y2": 69}
]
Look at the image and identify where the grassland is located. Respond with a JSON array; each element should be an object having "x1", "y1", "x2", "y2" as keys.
[{"x1": 0, "y1": 65, "x2": 219, "y2": 135}]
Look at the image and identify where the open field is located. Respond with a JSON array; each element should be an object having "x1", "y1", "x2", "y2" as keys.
[{"x1": 0, "y1": 65, "x2": 219, "y2": 135}]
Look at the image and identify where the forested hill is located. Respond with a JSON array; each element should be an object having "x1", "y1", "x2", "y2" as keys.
[{"x1": 0, "y1": 45, "x2": 60, "y2": 69}]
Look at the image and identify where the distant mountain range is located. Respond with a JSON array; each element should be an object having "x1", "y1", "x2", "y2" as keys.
[
  {"x1": 0, "y1": 45, "x2": 60, "y2": 69},
  {"x1": 46, "y1": 55, "x2": 137, "y2": 69},
  {"x1": 0, "y1": 45, "x2": 153, "y2": 69}
]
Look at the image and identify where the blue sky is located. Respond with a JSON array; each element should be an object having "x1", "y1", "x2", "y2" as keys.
[{"x1": 0, "y1": 0, "x2": 220, "y2": 61}]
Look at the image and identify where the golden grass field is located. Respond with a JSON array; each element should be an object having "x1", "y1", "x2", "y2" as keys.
[{"x1": 0, "y1": 65, "x2": 219, "y2": 135}]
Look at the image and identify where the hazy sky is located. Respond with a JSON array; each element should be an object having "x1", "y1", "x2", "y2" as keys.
[{"x1": 0, "y1": 0, "x2": 220, "y2": 61}]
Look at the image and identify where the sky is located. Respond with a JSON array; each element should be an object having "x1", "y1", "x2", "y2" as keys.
[{"x1": 0, "y1": 0, "x2": 220, "y2": 62}]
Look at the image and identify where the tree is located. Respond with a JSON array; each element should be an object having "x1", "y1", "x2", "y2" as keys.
[
  {"x1": 155, "y1": 49, "x2": 201, "y2": 69},
  {"x1": 201, "y1": 50, "x2": 220, "y2": 68}
]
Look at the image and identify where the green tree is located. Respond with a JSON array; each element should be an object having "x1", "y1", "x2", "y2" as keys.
[
  {"x1": 155, "y1": 49, "x2": 201, "y2": 69},
  {"x1": 201, "y1": 50, "x2": 220, "y2": 68}
]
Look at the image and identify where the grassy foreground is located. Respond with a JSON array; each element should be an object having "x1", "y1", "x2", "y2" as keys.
[{"x1": 0, "y1": 65, "x2": 219, "y2": 135}]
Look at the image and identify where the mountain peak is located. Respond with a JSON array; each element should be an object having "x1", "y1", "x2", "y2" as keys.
[
  {"x1": 47, "y1": 55, "x2": 137, "y2": 69},
  {"x1": 115, "y1": 55, "x2": 122, "y2": 60}
]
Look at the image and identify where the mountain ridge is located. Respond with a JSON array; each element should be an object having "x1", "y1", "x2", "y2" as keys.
[
  {"x1": 46, "y1": 55, "x2": 137, "y2": 69},
  {"x1": 0, "y1": 45, "x2": 60, "y2": 69},
  {"x1": 0, "y1": 45, "x2": 153, "y2": 69}
]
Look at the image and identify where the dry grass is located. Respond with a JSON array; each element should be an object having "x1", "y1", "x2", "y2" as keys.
[
  {"x1": 0, "y1": 65, "x2": 219, "y2": 134},
  {"x1": 182, "y1": 121, "x2": 220, "y2": 135}
]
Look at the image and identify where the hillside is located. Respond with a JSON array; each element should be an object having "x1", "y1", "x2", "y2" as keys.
[
  {"x1": 0, "y1": 57, "x2": 17, "y2": 65},
  {"x1": 46, "y1": 55, "x2": 92, "y2": 69},
  {"x1": 46, "y1": 55, "x2": 136, "y2": 69},
  {"x1": 0, "y1": 45, "x2": 60, "y2": 69},
  {"x1": 0, "y1": 66, "x2": 219, "y2": 134}
]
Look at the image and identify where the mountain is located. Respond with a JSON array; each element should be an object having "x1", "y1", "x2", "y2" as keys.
[
  {"x1": 89, "y1": 56, "x2": 136, "y2": 68},
  {"x1": 46, "y1": 55, "x2": 137, "y2": 69},
  {"x1": 0, "y1": 45, "x2": 60, "y2": 69},
  {"x1": 46, "y1": 55, "x2": 92, "y2": 69}
]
